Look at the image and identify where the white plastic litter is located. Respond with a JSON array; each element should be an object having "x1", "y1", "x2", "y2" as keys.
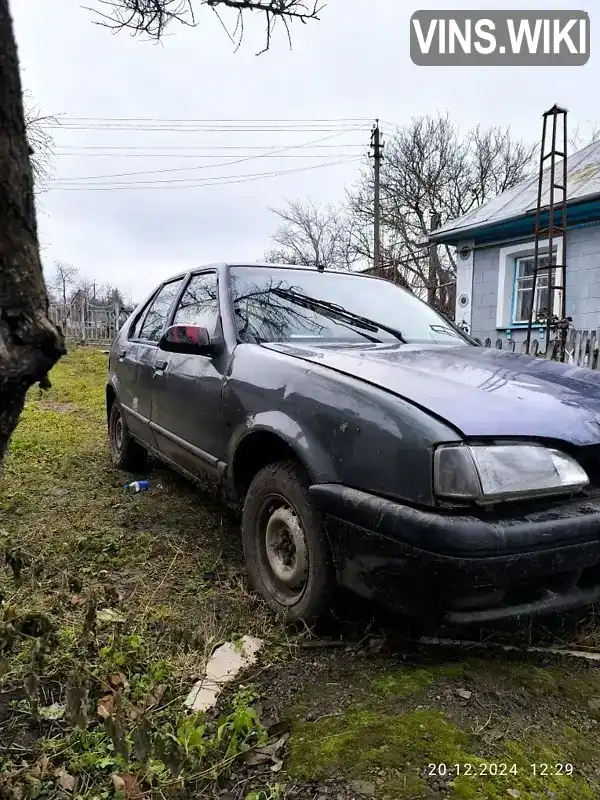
[{"x1": 184, "y1": 635, "x2": 263, "y2": 712}]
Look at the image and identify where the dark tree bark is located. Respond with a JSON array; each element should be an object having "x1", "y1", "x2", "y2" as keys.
[{"x1": 0, "y1": 0, "x2": 65, "y2": 464}]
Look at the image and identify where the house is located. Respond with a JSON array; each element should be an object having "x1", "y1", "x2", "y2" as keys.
[{"x1": 428, "y1": 139, "x2": 600, "y2": 346}]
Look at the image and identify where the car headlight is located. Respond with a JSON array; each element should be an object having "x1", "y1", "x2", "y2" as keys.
[{"x1": 434, "y1": 443, "x2": 589, "y2": 503}]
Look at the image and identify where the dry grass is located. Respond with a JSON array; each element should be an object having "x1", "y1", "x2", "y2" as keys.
[{"x1": 0, "y1": 347, "x2": 282, "y2": 798}]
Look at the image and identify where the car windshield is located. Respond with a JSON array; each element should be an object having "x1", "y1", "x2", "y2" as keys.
[{"x1": 229, "y1": 266, "x2": 471, "y2": 346}]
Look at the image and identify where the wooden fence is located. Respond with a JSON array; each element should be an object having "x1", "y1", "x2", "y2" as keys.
[{"x1": 477, "y1": 329, "x2": 600, "y2": 370}]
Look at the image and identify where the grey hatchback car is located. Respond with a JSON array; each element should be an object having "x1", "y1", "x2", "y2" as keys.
[{"x1": 107, "y1": 262, "x2": 600, "y2": 625}]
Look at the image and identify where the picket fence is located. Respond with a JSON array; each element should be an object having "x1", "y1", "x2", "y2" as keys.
[
  {"x1": 49, "y1": 300, "x2": 127, "y2": 345},
  {"x1": 477, "y1": 328, "x2": 600, "y2": 370}
]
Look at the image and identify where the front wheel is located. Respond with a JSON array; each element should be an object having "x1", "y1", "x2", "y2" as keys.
[{"x1": 241, "y1": 460, "x2": 334, "y2": 624}]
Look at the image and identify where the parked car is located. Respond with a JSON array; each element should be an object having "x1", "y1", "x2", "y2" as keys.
[{"x1": 107, "y1": 263, "x2": 600, "y2": 625}]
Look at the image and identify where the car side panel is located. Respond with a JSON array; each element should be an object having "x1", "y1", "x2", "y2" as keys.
[
  {"x1": 150, "y1": 349, "x2": 227, "y2": 477},
  {"x1": 226, "y1": 409, "x2": 337, "y2": 484},
  {"x1": 223, "y1": 343, "x2": 462, "y2": 506},
  {"x1": 108, "y1": 322, "x2": 156, "y2": 448}
]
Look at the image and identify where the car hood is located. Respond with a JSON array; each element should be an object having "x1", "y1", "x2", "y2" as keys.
[{"x1": 265, "y1": 342, "x2": 600, "y2": 446}]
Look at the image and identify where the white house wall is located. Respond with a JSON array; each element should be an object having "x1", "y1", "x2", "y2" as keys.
[
  {"x1": 469, "y1": 224, "x2": 600, "y2": 345},
  {"x1": 454, "y1": 240, "x2": 475, "y2": 331}
]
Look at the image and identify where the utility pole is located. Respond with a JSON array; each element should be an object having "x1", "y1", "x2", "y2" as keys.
[
  {"x1": 428, "y1": 212, "x2": 441, "y2": 306},
  {"x1": 370, "y1": 120, "x2": 384, "y2": 275}
]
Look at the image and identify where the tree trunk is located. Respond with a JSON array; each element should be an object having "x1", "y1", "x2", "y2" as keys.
[{"x1": 0, "y1": 0, "x2": 64, "y2": 464}]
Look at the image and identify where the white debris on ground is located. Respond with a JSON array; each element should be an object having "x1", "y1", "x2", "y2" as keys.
[{"x1": 184, "y1": 635, "x2": 264, "y2": 712}]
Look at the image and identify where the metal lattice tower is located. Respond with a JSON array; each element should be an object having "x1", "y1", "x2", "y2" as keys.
[{"x1": 526, "y1": 105, "x2": 568, "y2": 357}]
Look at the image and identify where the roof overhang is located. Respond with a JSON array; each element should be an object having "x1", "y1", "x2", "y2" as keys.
[{"x1": 429, "y1": 194, "x2": 600, "y2": 246}]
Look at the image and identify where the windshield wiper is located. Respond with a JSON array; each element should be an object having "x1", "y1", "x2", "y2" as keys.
[
  {"x1": 271, "y1": 288, "x2": 406, "y2": 343},
  {"x1": 429, "y1": 324, "x2": 463, "y2": 339}
]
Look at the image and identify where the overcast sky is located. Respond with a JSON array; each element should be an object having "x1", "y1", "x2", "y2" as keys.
[{"x1": 12, "y1": 0, "x2": 599, "y2": 303}]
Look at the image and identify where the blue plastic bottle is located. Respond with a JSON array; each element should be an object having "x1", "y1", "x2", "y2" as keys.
[{"x1": 123, "y1": 480, "x2": 150, "y2": 492}]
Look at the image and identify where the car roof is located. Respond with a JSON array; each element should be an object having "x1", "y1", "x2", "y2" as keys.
[{"x1": 162, "y1": 262, "x2": 381, "y2": 284}]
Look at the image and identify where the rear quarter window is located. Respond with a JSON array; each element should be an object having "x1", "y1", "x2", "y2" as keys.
[{"x1": 128, "y1": 299, "x2": 153, "y2": 340}]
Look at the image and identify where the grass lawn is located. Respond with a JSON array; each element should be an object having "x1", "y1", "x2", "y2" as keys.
[
  {"x1": 2, "y1": 346, "x2": 600, "y2": 800},
  {"x1": 0, "y1": 347, "x2": 280, "y2": 799}
]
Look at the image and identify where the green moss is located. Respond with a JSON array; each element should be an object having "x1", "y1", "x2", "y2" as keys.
[
  {"x1": 483, "y1": 659, "x2": 600, "y2": 703},
  {"x1": 449, "y1": 738, "x2": 597, "y2": 800},
  {"x1": 373, "y1": 663, "x2": 464, "y2": 698},
  {"x1": 290, "y1": 707, "x2": 471, "y2": 797},
  {"x1": 288, "y1": 704, "x2": 599, "y2": 800}
]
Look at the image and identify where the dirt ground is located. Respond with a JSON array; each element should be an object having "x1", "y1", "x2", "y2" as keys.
[{"x1": 2, "y1": 347, "x2": 600, "y2": 800}]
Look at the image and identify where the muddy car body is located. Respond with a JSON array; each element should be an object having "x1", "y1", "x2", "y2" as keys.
[{"x1": 106, "y1": 263, "x2": 600, "y2": 624}]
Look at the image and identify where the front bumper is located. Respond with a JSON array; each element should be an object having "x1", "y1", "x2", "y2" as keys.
[{"x1": 309, "y1": 484, "x2": 600, "y2": 624}]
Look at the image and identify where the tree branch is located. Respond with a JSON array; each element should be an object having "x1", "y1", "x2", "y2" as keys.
[{"x1": 88, "y1": 0, "x2": 323, "y2": 51}]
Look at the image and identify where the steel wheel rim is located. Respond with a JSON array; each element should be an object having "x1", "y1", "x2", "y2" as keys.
[
  {"x1": 258, "y1": 495, "x2": 309, "y2": 606},
  {"x1": 112, "y1": 411, "x2": 123, "y2": 455}
]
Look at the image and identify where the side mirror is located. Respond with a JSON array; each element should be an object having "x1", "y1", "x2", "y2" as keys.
[{"x1": 159, "y1": 324, "x2": 213, "y2": 355}]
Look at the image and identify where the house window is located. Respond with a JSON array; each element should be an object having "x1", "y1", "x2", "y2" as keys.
[{"x1": 512, "y1": 254, "x2": 558, "y2": 324}]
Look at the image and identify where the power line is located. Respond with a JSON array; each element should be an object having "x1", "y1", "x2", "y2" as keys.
[
  {"x1": 379, "y1": 119, "x2": 402, "y2": 132},
  {"x1": 54, "y1": 128, "x2": 369, "y2": 181},
  {"x1": 55, "y1": 144, "x2": 364, "y2": 151},
  {"x1": 45, "y1": 123, "x2": 364, "y2": 133},
  {"x1": 48, "y1": 116, "x2": 372, "y2": 124},
  {"x1": 48, "y1": 116, "x2": 371, "y2": 121},
  {"x1": 47, "y1": 157, "x2": 361, "y2": 191},
  {"x1": 55, "y1": 152, "x2": 365, "y2": 158}
]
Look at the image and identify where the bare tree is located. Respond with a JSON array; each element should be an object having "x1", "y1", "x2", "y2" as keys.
[
  {"x1": 348, "y1": 115, "x2": 535, "y2": 315},
  {"x1": 99, "y1": 284, "x2": 126, "y2": 309},
  {"x1": 23, "y1": 91, "x2": 56, "y2": 190},
  {"x1": 71, "y1": 277, "x2": 96, "y2": 304},
  {"x1": 69, "y1": 277, "x2": 126, "y2": 310},
  {"x1": 52, "y1": 260, "x2": 79, "y2": 307},
  {"x1": 569, "y1": 120, "x2": 600, "y2": 153},
  {"x1": 91, "y1": 0, "x2": 322, "y2": 52},
  {"x1": 0, "y1": 0, "x2": 322, "y2": 465},
  {"x1": 265, "y1": 198, "x2": 359, "y2": 270}
]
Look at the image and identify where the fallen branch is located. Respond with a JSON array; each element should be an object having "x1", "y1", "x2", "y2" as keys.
[{"x1": 417, "y1": 636, "x2": 600, "y2": 663}]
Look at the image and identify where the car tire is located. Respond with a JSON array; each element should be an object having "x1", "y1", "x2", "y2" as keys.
[
  {"x1": 108, "y1": 401, "x2": 148, "y2": 472},
  {"x1": 241, "y1": 460, "x2": 334, "y2": 624}
]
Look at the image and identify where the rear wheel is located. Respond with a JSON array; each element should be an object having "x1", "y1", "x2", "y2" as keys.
[
  {"x1": 241, "y1": 460, "x2": 334, "y2": 624},
  {"x1": 108, "y1": 402, "x2": 148, "y2": 472}
]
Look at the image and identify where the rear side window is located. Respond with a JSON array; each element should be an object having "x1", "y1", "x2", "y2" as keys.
[
  {"x1": 138, "y1": 278, "x2": 184, "y2": 342},
  {"x1": 129, "y1": 299, "x2": 152, "y2": 340},
  {"x1": 173, "y1": 272, "x2": 219, "y2": 335}
]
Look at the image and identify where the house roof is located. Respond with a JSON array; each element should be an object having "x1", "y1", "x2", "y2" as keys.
[{"x1": 430, "y1": 138, "x2": 600, "y2": 246}]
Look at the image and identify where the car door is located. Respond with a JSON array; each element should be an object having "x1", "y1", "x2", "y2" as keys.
[
  {"x1": 120, "y1": 277, "x2": 185, "y2": 448},
  {"x1": 150, "y1": 270, "x2": 227, "y2": 478},
  {"x1": 113, "y1": 298, "x2": 152, "y2": 444}
]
